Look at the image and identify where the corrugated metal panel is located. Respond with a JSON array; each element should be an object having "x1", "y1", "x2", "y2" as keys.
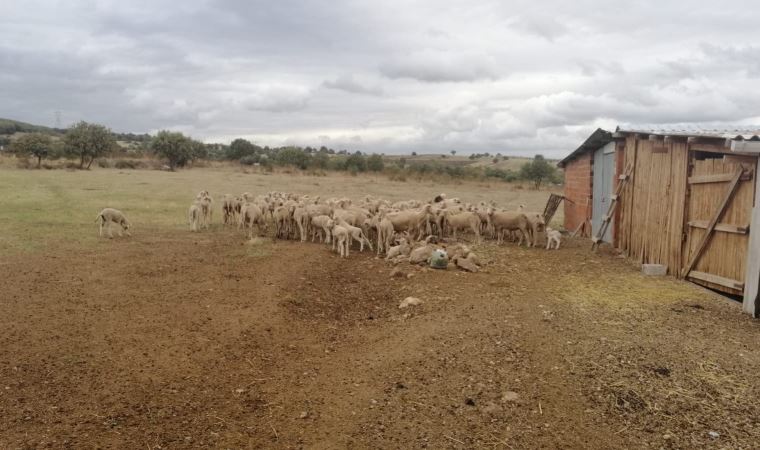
[{"x1": 618, "y1": 128, "x2": 760, "y2": 141}]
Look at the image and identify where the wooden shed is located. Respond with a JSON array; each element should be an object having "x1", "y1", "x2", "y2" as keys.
[{"x1": 560, "y1": 128, "x2": 760, "y2": 316}]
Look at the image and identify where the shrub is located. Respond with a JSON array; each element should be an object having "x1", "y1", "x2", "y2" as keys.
[
  {"x1": 115, "y1": 159, "x2": 142, "y2": 169},
  {"x1": 240, "y1": 155, "x2": 259, "y2": 166},
  {"x1": 96, "y1": 158, "x2": 112, "y2": 168}
]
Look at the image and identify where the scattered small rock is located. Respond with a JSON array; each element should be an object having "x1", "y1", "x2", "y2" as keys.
[
  {"x1": 653, "y1": 367, "x2": 671, "y2": 377},
  {"x1": 708, "y1": 431, "x2": 720, "y2": 439},
  {"x1": 390, "y1": 267, "x2": 406, "y2": 278},
  {"x1": 395, "y1": 382, "x2": 406, "y2": 389},
  {"x1": 465, "y1": 398, "x2": 476, "y2": 406},
  {"x1": 399, "y1": 297, "x2": 423, "y2": 309},
  {"x1": 299, "y1": 411, "x2": 309, "y2": 419},
  {"x1": 501, "y1": 391, "x2": 520, "y2": 403}
]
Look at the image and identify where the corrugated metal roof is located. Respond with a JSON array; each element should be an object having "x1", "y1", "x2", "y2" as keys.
[
  {"x1": 557, "y1": 128, "x2": 612, "y2": 168},
  {"x1": 617, "y1": 127, "x2": 760, "y2": 141}
]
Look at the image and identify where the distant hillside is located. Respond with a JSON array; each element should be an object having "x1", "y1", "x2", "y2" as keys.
[
  {"x1": 0, "y1": 118, "x2": 63, "y2": 136},
  {"x1": 0, "y1": 118, "x2": 150, "y2": 145}
]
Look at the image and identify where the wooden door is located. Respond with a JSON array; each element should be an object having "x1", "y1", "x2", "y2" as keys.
[{"x1": 682, "y1": 154, "x2": 756, "y2": 295}]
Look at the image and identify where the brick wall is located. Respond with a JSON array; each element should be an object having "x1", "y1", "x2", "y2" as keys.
[{"x1": 563, "y1": 153, "x2": 593, "y2": 234}]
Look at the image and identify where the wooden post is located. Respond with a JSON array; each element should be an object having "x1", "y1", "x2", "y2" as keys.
[
  {"x1": 743, "y1": 159, "x2": 760, "y2": 316},
  {"x1": 681, "y1": 168, "x2": 745, "y2": 278}
]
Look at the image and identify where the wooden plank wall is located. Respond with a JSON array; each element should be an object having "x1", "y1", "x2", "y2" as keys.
[
  {"x1": 617, "y1": 137, "x2": 688, "y2": 275},
  {"x1": 684, "y1": 156, "x2": 756, "y2": 295}
]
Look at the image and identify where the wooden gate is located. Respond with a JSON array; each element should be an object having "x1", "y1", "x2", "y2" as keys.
[{"x1": 682, "y1": 155, "x2": 757, "y2": 295}]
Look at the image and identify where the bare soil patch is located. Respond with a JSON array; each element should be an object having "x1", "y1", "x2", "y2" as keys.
[{"x1": 2, "y1": 232, "x2": 759, "y2": 449}]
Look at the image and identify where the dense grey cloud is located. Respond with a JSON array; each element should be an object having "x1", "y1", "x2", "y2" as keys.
[{"x1": 2, "y1": 0, "x2": 760, "y2": 157}]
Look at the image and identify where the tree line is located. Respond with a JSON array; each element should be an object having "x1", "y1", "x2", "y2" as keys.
[{"x1": 4, "y1": 122, "x2": 560, "y2": 188}]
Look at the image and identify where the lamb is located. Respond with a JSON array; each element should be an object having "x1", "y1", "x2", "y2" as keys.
[
  {"x1": 331, "y1": 224, "x2": 350, "y2": 258},
  {"x1": 188, "y1": 203, "x2": 201, "y2": 232},
  {"x1": 546, "y1": 227, "x2": 562, "y2": 250},
  {"x1": 336, "y1": 218, "x2": 373, "y2": 252},
  {"x1": 95, "y1": 208, "x2": 131, "y2": 238}
]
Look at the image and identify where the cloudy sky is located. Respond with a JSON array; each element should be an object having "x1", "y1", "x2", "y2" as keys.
[{"x1": 3, "y1": 1, "x2": 760, "y2": 157}]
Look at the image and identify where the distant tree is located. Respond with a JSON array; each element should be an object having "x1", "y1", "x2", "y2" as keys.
[
  {"x1": 345, "y1": 151, "x2": 367, "y2": 172},
  {"x1": 519, "y1": 154, "x2": 556, "y2": 189},
  {"x1": 275, "y1": 147, "x2": 310, "y2": 169},
  {"x1": 10, "y1": 132, "x2": 53, "y2": 168},
  {"x1": 64, "y1": 121, "x2": 116, "y2": 169},
  {"x1": 450, "y1": 150, "x2": 456, "y2": 156},
  {"x1": 493, "y1": 157, "x2": 499, "y2": 164},
  {"x1": 151, "y1": 130, "x2": 194, "y2": 170},
  {"x1": 312, "y1": 152, "x2": 329, "y2": 169},
  {"x1": 366, "y1": 154, "x2": 384, "y2": 172},
  {"x1": 227, "y1": 138, "x2": 257, "y2": 160},
  {"x1": 411, "y1": 151, "x2": 418, "y2": 156}
]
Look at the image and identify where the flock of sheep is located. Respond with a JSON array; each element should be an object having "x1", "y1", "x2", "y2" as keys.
[
  {"x1": 96, "y1": 190, "x2": 563, "y2": 271},
  {"x1": 178, "y1": 190, "x2": 563, "y2": 270}
]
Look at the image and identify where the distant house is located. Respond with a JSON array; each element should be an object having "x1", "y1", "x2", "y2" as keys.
[{"x1": 559, "y1": 127, "x2": 760, "y2": 316}]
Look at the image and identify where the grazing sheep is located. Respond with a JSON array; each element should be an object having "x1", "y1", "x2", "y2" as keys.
[
  {"x1": 221, "y1": 194, "x2": 238, "y2": 225},
  {"x1": 443, "y1": 210, "x2": 481, "y2": 243},
  {"x1": 310, "y1": 215, "x2": 334, "y2": 243},
  {"x1": 188, "y1": 203, "x2": 201, "y2": 232},
  {"x1": 487, "y1": 209, "x2": 531, "y2": 246},
  {"x1": 546, "y1": 227, "x2": 562, "y2": 250},
  {"x1": 95, "y1": 208, "x2": 131, "y2": 238},
  {"x1": 241, "y1": 203, "x2": 268, "y2": 239}
]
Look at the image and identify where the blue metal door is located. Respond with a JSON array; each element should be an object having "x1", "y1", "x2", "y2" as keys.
[{"x1": 592, "y1": 143, "x2": 615, "y2": 242}]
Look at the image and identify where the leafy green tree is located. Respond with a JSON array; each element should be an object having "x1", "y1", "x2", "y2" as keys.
[
  {"x1": 64, "y1": 121, "x2": 116, "y2": 169},
  {"x1": 10, "y1": 132, "x2": 53, "y2": 168},
  {"x1": 519, "y1": 154, "x2": 557, "y2": 189},
  {"x1": 227, "y1": 138, "x2": 258, "y2": 160},
  {"x1": 345, "y1": 151, "x2": 367, "y2": 172},
  {"x1": 151, "y1": 130, "x2": 194, "y2": 170},
  {"x1": 312, "y1": 152, "x2": 329, "y2": 169},
  {"x1": 275, "y1": 147, "x2": 310, "y2": 169},
  {"x1": 411, "y1": 151, "x2": 417, "y2": 156},
  {"x1": 366, "y1": 154, "x2": 384, "y2": 172},
  {"x1": 450, "y1": 150, "x2": 456, "y2": 156}
]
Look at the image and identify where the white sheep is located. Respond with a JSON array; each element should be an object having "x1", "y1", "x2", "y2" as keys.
[
  {"x1": 545, "y1": 227, "x2": 562, "y2": 250},
  {"x1": 95, "y1": 208, "x2": 132, "y2": 238},
  {"x1": 188, "y1": 203, "x2": 200, "y2": 232}
]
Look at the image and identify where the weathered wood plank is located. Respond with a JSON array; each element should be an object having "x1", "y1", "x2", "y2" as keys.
[
  {"x1": 688, "y1": 270, "x2": 744, "y2": 290},
  {"x1": 688, "y1": 171, "x2": 751, "y2": 184},
  {"x1": 687, "y1": 220, "x2": 749, "y2": 234},
  {"x1": 681, "y1": 169, "x2": 745, "y2": 278}
]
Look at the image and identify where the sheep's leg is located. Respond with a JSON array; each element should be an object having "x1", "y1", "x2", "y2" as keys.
[
  {"x1": 555, "y1": 239, "x2": 560, "y2": 250},
  {"x1": 98, "y1": 220, "x2": 104, "y2": 237},
  {"x1": 107, "y1": 222, "x2": 114, "y2": 239}
]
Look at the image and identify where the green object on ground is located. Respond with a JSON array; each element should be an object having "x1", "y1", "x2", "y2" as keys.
[{"x1": 429, "y1": 249, "x2": 449, "y2": 269}]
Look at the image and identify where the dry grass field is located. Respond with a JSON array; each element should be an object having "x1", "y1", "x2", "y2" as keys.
[{"x1": 1, "y1": 166, "x2": 760, "y2": 449}]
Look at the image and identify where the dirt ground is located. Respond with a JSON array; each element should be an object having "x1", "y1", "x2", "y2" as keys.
[{"x1": 2, "y1": 230, "x2": 760, "y2": 449}]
